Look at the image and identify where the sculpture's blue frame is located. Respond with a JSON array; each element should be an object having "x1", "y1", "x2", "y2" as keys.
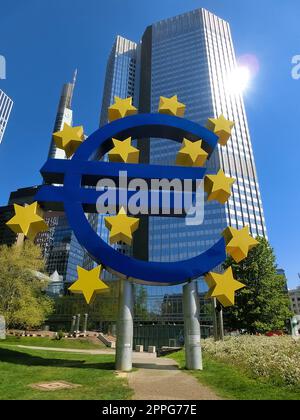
[{"x1": 36, "y1": 113, "x2": 226, "y2": 285}]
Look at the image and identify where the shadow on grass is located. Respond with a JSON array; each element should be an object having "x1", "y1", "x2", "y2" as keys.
[{"x1": 0, "y1": 348, "x2": 115, "y2": 371}]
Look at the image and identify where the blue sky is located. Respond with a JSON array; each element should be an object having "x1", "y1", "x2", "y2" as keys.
[{"x1": 0, "y1": 0, "x2": 299, "y2": 288}]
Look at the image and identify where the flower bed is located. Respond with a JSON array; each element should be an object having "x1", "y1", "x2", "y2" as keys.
[{"x1": 202, "y1": 335, "x2": 300, "y2": 386}]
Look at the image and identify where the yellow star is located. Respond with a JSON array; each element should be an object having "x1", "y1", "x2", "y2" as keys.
[
  {"x1": 105, "y1": 207, "x2": 139, "y2": 246},
  {"x1": 222, "y1": 226, "x2": 259, "y2": 263},
  {"x1": 52, "y1": 123, "x2": 84, "y2": 158},
  {"x1": 108, "y1": 96, "x2": 138, "y2": 122},
  {"x1": 158, "y1": 95, "x2": 186, "y2": 117},
  {"x1": 204, "y1": 170, "x2": 235, "y2": 204},
  {"x1": 6, "y1": 202, "x2": 48, "y2": 241},
  {"x1": 108, "y1": 137, "x2": 139, "y2": 164},
  {"x1": 176, "y1": 138, "x2": 208, "y2": 167},
  {"x1": 68, "y1": 266, "x2": 109, "y2": 305},
  {"x1": 206, "y1": 115, "x2": 235, "y2": 146},
  {"x1": 205, "y1": 267, "x2": 245, "y2": 308}
]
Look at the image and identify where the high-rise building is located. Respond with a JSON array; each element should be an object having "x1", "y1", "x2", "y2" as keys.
[
  {"x1": 100, "y1": 36, "x2": 138, "y2": 126},
  {"x1": 43, "y1": 71, "x2": 86, "y2": 286},
  {"x1": 98, "y1": 36, "x2": 138, "y2": 269},
  {"x1": 96, "y1": 9, "x2": 268, "y2": 346},
  {"x1": 48, "y1": 70, "x2": 77, "y2": 158},
  {"x1": 136, "y1": 8, "x2": 267, "y2": 328},
  {"x1": 0, "y1": 89, "x2": 13, "y2": 144}
]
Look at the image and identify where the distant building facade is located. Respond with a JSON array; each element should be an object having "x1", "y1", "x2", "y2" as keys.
[
  {"x1": 289, "y1": 287, "x2": 300, "y2": 315},
  {"x1": 0, "y1": 89, "x2": 13, "y2": 144}
]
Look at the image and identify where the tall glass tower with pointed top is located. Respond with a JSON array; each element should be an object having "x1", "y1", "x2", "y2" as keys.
[
  {"x1": 42, "y1": 71, "x2": 85, "y2": 285},
  {"x1": 99, "y1": 9, "x2": 267, "y2": 345}
]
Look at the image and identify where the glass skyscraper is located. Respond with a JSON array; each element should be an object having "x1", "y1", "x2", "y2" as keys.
[
  {"x1": 0, "y1": 89, "x2": 13, "y2": 144},
  {"x1": 133, "y1": 9, "x2": 267, "y2": 319},
  {"x1": 43, "y1": 71, "x2": 85, "y2": 286},
  {"x1": 98, "y1": 35, "x2": 138, "y2": 266},
  {"x1": 98, "y1": 9, "x2": 267, "y2": 345}
]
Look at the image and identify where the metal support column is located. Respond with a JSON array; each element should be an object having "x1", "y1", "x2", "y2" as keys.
[
  {"x1": 115, "y1": 279, "x2": 134, "y2": 372},
  {"x1": 183, "y1": 281, "x2": 203, "y2": 370},
  {"x1": 216, "y1": 303, "x2": 224, "y2": 341},
  {"x1": 212, "y1": 298, "x2": 219, "y2": 341},
  {"x1": 70, "y1": 315, "x2": 76, "y2": 336},
  {"x1": 76, "y1": 313, "x2": 81, "y2": 334}
]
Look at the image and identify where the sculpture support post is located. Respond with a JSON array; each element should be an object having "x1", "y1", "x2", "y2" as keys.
[
  {"x1": 83, "y1": 313, "x2": 88, "y2": 335},
  {"x1": 76, "y1": 313, "x2": 81, "y2": 334},
  {"x1": 212, "y1": 298, "x2": 219, "y2": 341},
  {"x1": 70, "y1": 315, "x2": 76, "y2": 335},
  {"x1": 183, "y1": 280, "x2": 203, "y2": 370},
  {"x1": 216, "y1": 303, "x2": 224, "y2": 341},
  {"x1": 115, "y1": 279, "x2": 133, "y2": 372}
]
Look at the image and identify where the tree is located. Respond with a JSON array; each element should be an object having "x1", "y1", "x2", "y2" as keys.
[
  {"x1": 134, "y1": 285, "x2": 150, "y2": 320},
  {"x1": 223, "y1": 237, "x2": 292, "y2": 334},
  {"x1": 0, "y1": 242, "x2": 53, "y2": 329}
]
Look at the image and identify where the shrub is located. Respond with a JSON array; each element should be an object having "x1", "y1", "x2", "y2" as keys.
[
  {"x1": 55, "y1": 330, "x2": 64, "y2": 341},
  {"x1": 202, "y1": 335, "x2": 300, "y2": 386}
]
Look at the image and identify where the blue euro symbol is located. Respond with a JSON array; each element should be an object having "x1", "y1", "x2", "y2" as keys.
[{"x1": 36, "y1": 113, "x2": 226, "y2": 285}]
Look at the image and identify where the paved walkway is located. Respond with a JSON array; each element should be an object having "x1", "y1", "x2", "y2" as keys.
[
  {"x1": 14, "y1": 345, "x2": 115, "y2": 355},
  {"x1": 11, "y1": 345, "x2": 221, "y2": 400},
  {"x1": 128, "y1": 354, "x2": 222, "y2": 400}
]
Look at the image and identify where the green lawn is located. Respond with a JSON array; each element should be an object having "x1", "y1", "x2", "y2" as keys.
[
  {"x1": 2, "y1": 335, "x2": 106, "y2": 350},
  {"x1": 0, "y1": 344, "x2": 132, "y2": 400},
  {"x1": 169, "y1": 350, "x2": 300, "y2": 401}
]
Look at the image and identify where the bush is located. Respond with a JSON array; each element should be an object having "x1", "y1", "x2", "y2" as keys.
[
  {"x1": 55, "y1": 330, "x2": 64, "y2": 341},
  {"x1": 202, "y1": 335, "x2": 300, "y2": 386}
]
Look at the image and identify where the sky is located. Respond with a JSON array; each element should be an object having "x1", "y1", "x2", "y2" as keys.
[{"x1": 0, "y1": 0, "x2": 299, "y2": 288}]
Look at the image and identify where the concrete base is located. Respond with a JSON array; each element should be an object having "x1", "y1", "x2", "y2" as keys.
[
  {"x1": 135, "y1": 345, "x2": 144, "y2": 352},
  {"x1": 115, "y1": 280, "x2": 134, "y2": 372},
  {"x1": 183, "y1": 281, "x2": 203, "y2": 370}
]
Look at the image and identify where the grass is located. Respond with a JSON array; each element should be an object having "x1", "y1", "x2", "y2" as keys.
[
  {"x1": 0, "y1": 343, "x2": 132, "y2": 400},
  {"x1": 168, "y1": 350, "x2": 300, "y2": 400},
  {"x1": 2, "y1": 335, "x2": 106, "y2": 350}
]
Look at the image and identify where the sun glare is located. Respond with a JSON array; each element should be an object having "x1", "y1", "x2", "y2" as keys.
[{"x1": 226, "y1": 66, "x2": 251, "y2": 94}]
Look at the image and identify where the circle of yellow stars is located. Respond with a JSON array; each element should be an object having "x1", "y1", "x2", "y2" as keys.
[{"x1": 6, "y1": 94, "x2": 258, "y2": 306}]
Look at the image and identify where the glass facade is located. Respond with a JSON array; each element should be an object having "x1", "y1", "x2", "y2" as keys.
[
  {"x1": 0, "y1": 89, "x2": 13, "y2": 144},
  {"x1": 43, "y1": 73, "x2": 85, "y2": 285},
  {"x1": 98, "y1": 35, "x2": 138, "y2": 281},
  {"x1": 133, "y1": 9, "x2": 267, "y2": 322}
]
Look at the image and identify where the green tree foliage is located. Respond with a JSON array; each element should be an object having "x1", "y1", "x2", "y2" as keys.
[
  {"x1": 52, "y1": 281, "x2": 120, "y2": 326},
  {"x1": 223, "y1": 237, "x2": 292, "y2": 333},
  {"x1": 134, "y1": 285, "x2": 149, "y2": 320},
  {"x1": 0, "y1": 242, "x2": 53, "y2": 329}
]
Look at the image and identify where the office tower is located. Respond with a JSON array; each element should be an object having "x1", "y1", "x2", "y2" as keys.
[
  {"x1": 98, "y1": 9, "x2": 268, "y2": 346},
  {"x1": 139, "y1": 9, "x2": 267, "y2": 262},
  {"x1": 43, "y1": 71, "x2": 85, "y2": 286},
  {"x1": 0, "y1": 89, "x2": 13, "y2": 144},
  {"x1": 135, "y1": 9, "x2": 268, "y2": 329},
  {"x1": 100, "y1": 36, "x2": 138, "y2": 126},
  {"x1": 48, "y1": 70, "x2": 77, "y2": 158},
  {"x1": 98, "y1": 35, "x2": 138, "y2": 263}
]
